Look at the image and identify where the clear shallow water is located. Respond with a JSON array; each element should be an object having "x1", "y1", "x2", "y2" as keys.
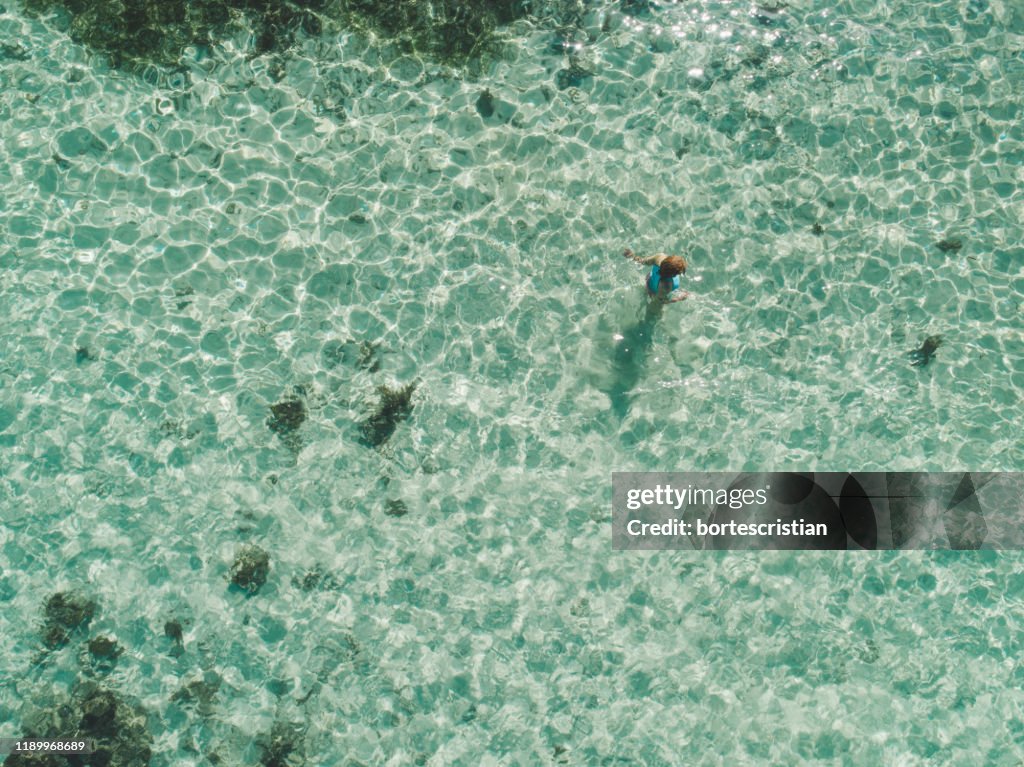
[{"x1": 1, "y1": 0, "x2": 1023, "y2": 764}]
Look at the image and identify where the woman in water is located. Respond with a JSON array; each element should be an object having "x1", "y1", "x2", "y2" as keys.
[
  {"x1": 623, "y1": 248, "x2": 689, "y2": 303},
  {"x1": 604, "y1": 248, "x2": 688, "y2": 416}
]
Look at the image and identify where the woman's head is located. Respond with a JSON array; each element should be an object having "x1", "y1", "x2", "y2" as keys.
[{"x1": 659, "y1": 256, "x2": 687, "y2": 279}]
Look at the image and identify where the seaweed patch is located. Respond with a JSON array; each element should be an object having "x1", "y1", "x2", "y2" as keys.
[
  {"x1": 41, "y1": 590, "x2": 97, "y2": 648},
  {"x1": 267, "y1": 396, "x2": 306, "y2": 452},
  {"x1": 88, "y1": 635, "x2": 121, "y2": 660},
  {"x1": 23, "y1": 0, "x2": 530, "y2": 71},
  {"x1": 164, "y1": 618, "x2": 186, "y2": 656},
  {"x1": 4, "y1": 684, "x2": 153, "y2": 767},
  {"x1": 171, "y1": 671, "x2": 222, "y2": 715},
  {"x1": 174, "y1": 285, "x2": 195, "y2": 310},
  {"x1": 292, "y1": 563, "x2": 340, "y2": 592},
  {"x1": 23, "y1": 0, "x2": 331, "y2": 69},
  {"x1": 85, "y1": 635, "x2": 123, "y2": 673},
  {"x1": 476, "y1": 89, "x2": 495, "y2": 118},
  {"x1": 359, "y1": 381, "x2": 416, "y2": 447},
  {"x1": 75, "y1": 345, "x2": 98, "y2": 364},
  {"x1": 909, "y1": 335, "x2": 943, "y2": 367},
  {"x1": 229, "y1": 544, "x2": 271, "y2": 595},
  {"x1": 259, "y1": 721, "x2": 306, "y2": 767},
  {"x1": 322, "y1": 339, "x2": 380, "y2": 372},
  {"x1": 340, "y1": 0, "x2": 528, "y2": 66}
]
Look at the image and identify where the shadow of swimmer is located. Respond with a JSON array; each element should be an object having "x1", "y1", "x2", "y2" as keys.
[{"x1": 605, "y1": 300, "x2": 665, "y2": 419}]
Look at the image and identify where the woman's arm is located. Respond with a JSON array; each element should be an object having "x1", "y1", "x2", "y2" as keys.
[{"x1": 623, "y1": 248, "x2": 660, "y2": 266}]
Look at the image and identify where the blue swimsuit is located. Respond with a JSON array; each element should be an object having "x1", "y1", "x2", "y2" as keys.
[{"x1": 646, "y1": 265, "x2": 680, "y2": 296}]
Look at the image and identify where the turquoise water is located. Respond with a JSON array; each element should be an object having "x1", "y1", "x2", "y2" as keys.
[{"x1": 1, "y1": 0, "x2": 1023, "y2": 763}]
